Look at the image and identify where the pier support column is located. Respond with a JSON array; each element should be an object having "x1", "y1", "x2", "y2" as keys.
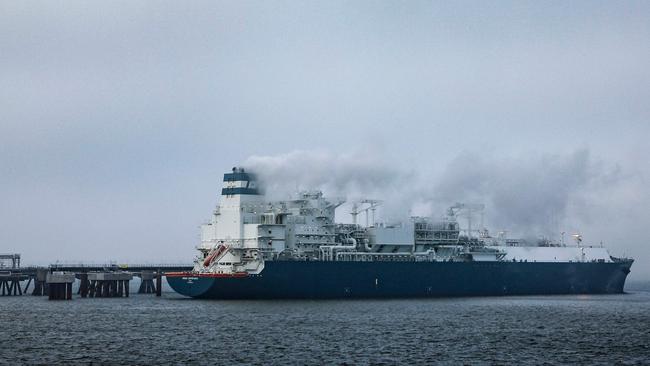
[
  {"x1": 23, "y1": 277, "x2": 32, "y2": 294},
  {"x1": 102, "y1": 281, "x2": 110, "y2": 297},
  {"x1": 156, "y1": 270, "x2": 162, "y2": 297},
  {"x1": 32, "y1": 269, "x2": 49, "y2": 296},
  {"x1": 89, "y1": 280, "x2": 96, "y2": 297},
  {"x1": 0, "y1": 274, "x2": 29, "y2": 296},
  {"x1": 79, "y1": 273, "x2": 89, "y2": 298},
  {"x1": 138, "y1": 271, "x2": 156, "y2": 294},
  {"x1": 87, "y1": 272, "x2": 133, "y2": 298},
  {"x1": 46, "y1": 272, "x2": 75, "y2": 300}
]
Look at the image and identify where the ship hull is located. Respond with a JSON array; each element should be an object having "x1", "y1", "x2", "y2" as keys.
[{"x1": 166, "y1": 260, "x2": 633, "y2": 299}]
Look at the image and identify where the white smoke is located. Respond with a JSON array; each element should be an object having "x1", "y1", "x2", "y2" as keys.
[
  {"x1": 242, "y1": 149, "x2": 626, "y2": 239},
  {"x1": 429, "y1": 149, "x2": 621, "y2": 239},
  {"x1": 243, "y1": 149, "x2": 414, "y2": 200}
]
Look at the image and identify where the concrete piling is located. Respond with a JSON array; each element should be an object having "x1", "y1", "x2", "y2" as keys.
[
  {"x1": 138, "y1": 271, "x2": 157, "y2": 294},
  {"x1": 46, "y1": 272, "x2": 75, "y2": 300},
  {"x1": 32, "y1": 268, "x2": 49, "y2": 296},
  {"x1": 23, "y1": 277, "x2": 32, "y2": 293},
  {"x1": 156, "y1": 270, "x2": 162, "y2": 297},
  {"x1": 79, "y1": 273, "x2": 89, "y2": 298},
  {"x1": 86, "y1": 272, "x2": 133, "y2": 298}
]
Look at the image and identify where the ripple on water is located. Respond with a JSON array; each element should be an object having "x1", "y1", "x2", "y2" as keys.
[{"x1": 1, "y1": 291, "x2": 650, "y2": 365}]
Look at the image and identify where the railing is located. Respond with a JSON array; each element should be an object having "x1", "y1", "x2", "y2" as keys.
[
  {"x1": 46, "y1": 263, "x2": 194, "y2": 272},
  {"x1": 335, "y1": 252, "x2": 417, "y2": 262}
]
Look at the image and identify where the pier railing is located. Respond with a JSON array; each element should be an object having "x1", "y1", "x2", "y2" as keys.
[{"x1": 47, "y1": 263, "x2": 193, "y2": 272}]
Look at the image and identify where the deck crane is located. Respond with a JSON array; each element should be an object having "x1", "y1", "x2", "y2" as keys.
[
  {"x1": 447, "y1": 203, "x2": 485, "y2": 239},
  {"x1": 350, "y1": 199, "x2": 383, "y2": 227}
]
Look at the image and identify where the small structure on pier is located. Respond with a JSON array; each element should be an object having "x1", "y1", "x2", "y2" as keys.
[
  {"x1": 0, "y1": 254, "x2": 20, "y2": 269},
  {"x1": 0, "y1": 253, "x2": 30, "y2": 296},
  {"x1": 46, "y1": 272, "x2": 75, "y2": 300}
]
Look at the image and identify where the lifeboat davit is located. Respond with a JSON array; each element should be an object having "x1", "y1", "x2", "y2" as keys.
[{"x1": 203, "y1": 244, "x2": 229, "y2": 267}]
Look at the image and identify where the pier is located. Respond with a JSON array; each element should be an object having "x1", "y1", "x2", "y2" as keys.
[
  {"x1": 0, "y1": 254, "x2": 29, "y2": 296},
  {"x1": 0, "y1": 254, "x2": 192, "y2": 300},
  {"x1": 0, "y1": 272, "x2": 29, "y2": 296}
]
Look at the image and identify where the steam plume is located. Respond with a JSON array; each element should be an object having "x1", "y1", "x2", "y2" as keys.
[{"x1": 243, "y1": 149, "x2": 622, "y2": 239}]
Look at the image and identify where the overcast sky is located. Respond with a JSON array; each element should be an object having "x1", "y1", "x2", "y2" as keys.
[{"x1": 1, "y1": 1, "x2": 649, "y2": 278}]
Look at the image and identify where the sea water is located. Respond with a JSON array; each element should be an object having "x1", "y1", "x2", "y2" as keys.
[{"x1": 1, "y1": 281, "x2": 649, "y2": 365}]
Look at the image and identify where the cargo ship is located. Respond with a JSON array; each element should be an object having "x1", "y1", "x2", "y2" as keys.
[{"x1": 166, "y1": 167, "x2": 633, "y2": 299}]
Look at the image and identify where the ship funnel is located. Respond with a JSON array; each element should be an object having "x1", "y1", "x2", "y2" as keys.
[{"x1": 221, "y1": 167, "x2": 260, "y2": 196}]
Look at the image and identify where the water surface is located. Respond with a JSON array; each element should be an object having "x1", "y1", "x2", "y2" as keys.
[{"x1": 2, "y1": 283, "x2": 649, "y2": 365}]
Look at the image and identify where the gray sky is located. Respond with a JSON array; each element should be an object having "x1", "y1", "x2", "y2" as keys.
[{"x1": 1, "y1": 1, "x2": 649, "y2": 278}]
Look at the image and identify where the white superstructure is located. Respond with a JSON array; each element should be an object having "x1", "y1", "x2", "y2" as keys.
[{"x1": 193, "y1": 167, "x2": 616, "y2": 275}]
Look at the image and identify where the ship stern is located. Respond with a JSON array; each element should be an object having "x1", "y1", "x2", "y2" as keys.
[{"x1": 166, "y1": 272, "x2": 215, "y2": 298}]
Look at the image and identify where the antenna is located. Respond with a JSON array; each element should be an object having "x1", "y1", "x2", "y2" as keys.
[
  {"x1": 447, "y1": 203, "x2": 485, "y2": 239},
  {"x1": 351, "y1": 202, "x2": 359, "y2": 225},
  {"x1": 572, "y1": 233, "x2": 582, "y2": 246},
  {"x1": 360, "y1": 199, "x2": 382, "y2": 227},
  {"x1": 350, "y1": 199, "x2": 382, "y2": 227}
]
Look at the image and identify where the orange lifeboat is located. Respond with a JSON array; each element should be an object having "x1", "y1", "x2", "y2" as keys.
[{"x1": 203, "y1": 244, "x2": 229, "y2": 267}]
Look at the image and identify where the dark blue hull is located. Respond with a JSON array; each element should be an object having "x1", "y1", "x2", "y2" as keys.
[{"x1": 166, "y1": 260, "x2": 633, "y2": 299}]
